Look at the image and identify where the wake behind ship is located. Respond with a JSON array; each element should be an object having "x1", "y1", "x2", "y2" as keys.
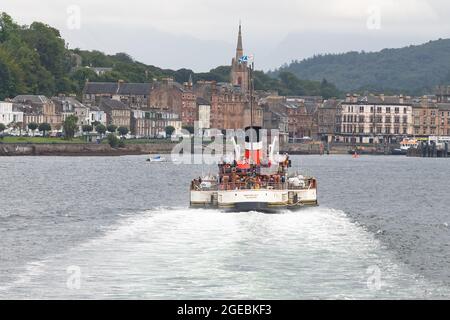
[{"x1": 190, "y1": 127, "x2": 318, "y2": 212}]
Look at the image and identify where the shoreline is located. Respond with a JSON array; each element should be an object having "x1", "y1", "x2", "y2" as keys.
[
  {"x1": 0, "y1": 143, "x2": 177, "y2": 157},
  {"x1": 0, "y1": 142, "x2": 394, "y2": 157}
]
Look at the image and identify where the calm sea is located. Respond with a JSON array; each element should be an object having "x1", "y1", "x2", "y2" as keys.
[{"x1": 0, "y1": 155, "x2": 449, "y2": 299}]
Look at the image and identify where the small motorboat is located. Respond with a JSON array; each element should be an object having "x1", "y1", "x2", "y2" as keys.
[{"x1": 147, "y1": 155, "x2": 167, "y2": 163}]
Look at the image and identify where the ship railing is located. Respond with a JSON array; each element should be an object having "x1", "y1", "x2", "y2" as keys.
[{"x1": 217, "y1": 182, "x2": 290, "y2": 191}]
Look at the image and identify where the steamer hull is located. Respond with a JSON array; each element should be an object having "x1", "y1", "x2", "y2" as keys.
[{"x1": 190, "y1": 186, "x2": 318, "y2": 212}]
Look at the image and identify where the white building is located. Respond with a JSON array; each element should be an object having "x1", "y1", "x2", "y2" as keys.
[
  {"x1": 337, "y1": 94, "x2": 413, "y2": 144},
  {"x1": 197, "y1": 97, "x2": 211, "y2": 129},
  {"x1": 88, "y1": 106, "x2": 107, "y2": 126},
  {"x1": 0, "y1": 101, "x2": 24, "y2": 126}
]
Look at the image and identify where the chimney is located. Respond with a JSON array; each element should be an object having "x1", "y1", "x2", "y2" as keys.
[
  {"x1": 399, "y1": 94, "x2": 404, "y2": 104},
  {"x1": 379, "y1": 94, "x2": 385, "y2": 102}
]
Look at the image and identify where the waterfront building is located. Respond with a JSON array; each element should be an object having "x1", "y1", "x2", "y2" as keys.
[
  {"x1": 88, "y1": 106, "x2": 107, "y2": 126},
  {"x1": 436, "y1": 103, "x2": 450, "y2": 136},
  {"x1": 261, "y1": 105, "x2": 289, "y2": 144},
  {"x1": 99, "y1": 98, "x2": 131, "y2": 129},
  {"x1": 74, "y1": 104, "x2": 90, "y2": 127},
  {"x1": 318, "y1": 99, "x2": 341, "y2": 143},
  {"x1": 149, "y1": 78, "x2": 197, "y2": 126},
  {"x1": 83, "y1": 81, "x2": 152, "y2": 109},
  {"x1": 337, "y1": 94, "x2": 413, "y2": 144},
  {"x1": 0, "y1": 101, "x2": 24, "y2": 126},
  {"x1": 180, "y1": 84, "x2": 197, "y2": 127},
  {"x1": 197, "y1": 97, "x2": 211, "y2": 130},
  {"x1": 131, "y1": 109, "x2": 181, "y2": 138},
  {"x1": 411, "y1": 95, "x2": 450, "y2": 137},
  {"x1": 13, "y1": 95, "x2": 62, "y2": 130}
]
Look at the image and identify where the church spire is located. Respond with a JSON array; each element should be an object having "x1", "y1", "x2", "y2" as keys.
[{"x1": 236, "y1": 22, "x2": 243, "y2": 60}]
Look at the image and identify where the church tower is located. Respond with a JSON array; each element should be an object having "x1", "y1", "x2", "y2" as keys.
[{"x1": 230, "y1": 23, "x2": 249, "y2": 93}]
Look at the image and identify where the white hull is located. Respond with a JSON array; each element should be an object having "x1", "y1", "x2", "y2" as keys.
[{"x1": 190, "y1": 188, "x2": 318, "y2": 211}]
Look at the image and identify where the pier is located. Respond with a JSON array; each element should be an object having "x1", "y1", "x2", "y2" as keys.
[{"x1": 407, "y1": 141, "x2": 449, "y2": 158}]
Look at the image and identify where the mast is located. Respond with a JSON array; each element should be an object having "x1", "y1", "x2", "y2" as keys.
[{"x1": 249, "y1": 61, "x2": 254, "y2": 164}]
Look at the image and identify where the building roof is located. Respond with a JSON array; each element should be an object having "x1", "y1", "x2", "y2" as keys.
[
  {"x1": 196, "y1": 97, "x2": 211, "y2": 106},
  {"x1": 84, "y1": 82, "x2": 119, "y2": 95},
  {"x1": 305, "y1": 102, "x2": 319, "y2": 115},
  {"x1": 117, "y1": 83, "x2": 152, "y2": 95},
  {"x1": 52, "y1": 96, "x2": 86, "y2": 112},
  {"x1": 100, "y1": 98, "x2": 129, "y2": 110},
  {"x1": 83, "y1": 81, "x2": 153, "y2": 96},
  {"x1": 437, "y1": 103, "x2": 450, "y2": 111},
  {"x1": 346, "y1": 94, "x2": 412, "y2": 105},
  {"x1": 13, "y1": 95, "x2": 50, "y2": 105},
  {"x1": 322, "y1": 99, "x2": 341, "y2": 109}
]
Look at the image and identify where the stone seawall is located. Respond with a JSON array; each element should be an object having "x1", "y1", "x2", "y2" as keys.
[{"x1": 0, "y1": 143, "x2": 176, "y2": 156}]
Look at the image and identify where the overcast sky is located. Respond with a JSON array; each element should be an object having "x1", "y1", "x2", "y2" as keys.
[{"x1": 2, "y1": 0, "x2": 450, "y2": 71}]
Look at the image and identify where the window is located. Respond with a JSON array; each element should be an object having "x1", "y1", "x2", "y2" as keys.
[
  {"x1": 386, "y1": 107, "x2": 391, "y2": 113},
  {"x1": 395, "y1": 107, "x2": 400, "y2": 114},
  {"x1": 385, "y1": 116, "x2": 391, "y2": 123},
  {"x1": 360, "y1": 106, "x2": 365, "y2": 113},
  {"x1": 377, "y1": 107, "x2": 382, "y2": 113}
]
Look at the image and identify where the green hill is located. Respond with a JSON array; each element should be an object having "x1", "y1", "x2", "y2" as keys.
[
  {"x1": 273, "y1": 39, "x2": 450, "y2": 95},
  {"x1": 0, "y1": 12, "x2": 340, "y2": 101}
]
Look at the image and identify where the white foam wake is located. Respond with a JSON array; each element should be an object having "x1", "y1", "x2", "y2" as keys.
[{"x1": 1, "y1": 207, "x2": 448, "y2": 299}]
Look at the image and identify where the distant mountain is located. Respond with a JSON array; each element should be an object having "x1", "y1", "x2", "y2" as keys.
[{"x1": 273, "y1": 39, "x2": 450, "y2": 95}]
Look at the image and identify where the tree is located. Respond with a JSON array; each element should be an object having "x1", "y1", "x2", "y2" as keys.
[
  {"x1": 117, "y1": 126, "x2": 129, "y2": 137},
  {"x1": 107, "y1": 124, "x2": 117, "y2": 133},
  {"x1": 0, "y1": 123, "x2": 6, "y2": 133},
  {"x1": 38, "y1": 123, "x2": 51, "y2": 137},
  {"x1": 0, "y1": 47, "x2": 25, "y2": 100},
  {"x1": 63, "y1": 115, "x2": 78, "y2": 140},
  {"x1": 165, "y1": 126, "x2": 175, "y2": 137},
  {"x1": 95, "y1": 124, "x2": 106, "y2": 136},
  {"x1": 107, "y1": 133, "x2": 119, "y2": 148},
  {"x1": 27, "y1": 122, "x2": 38, "y2": 136},
  {"x1": 82, "y1": 125, "x2": 93, "y2": 133}
]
